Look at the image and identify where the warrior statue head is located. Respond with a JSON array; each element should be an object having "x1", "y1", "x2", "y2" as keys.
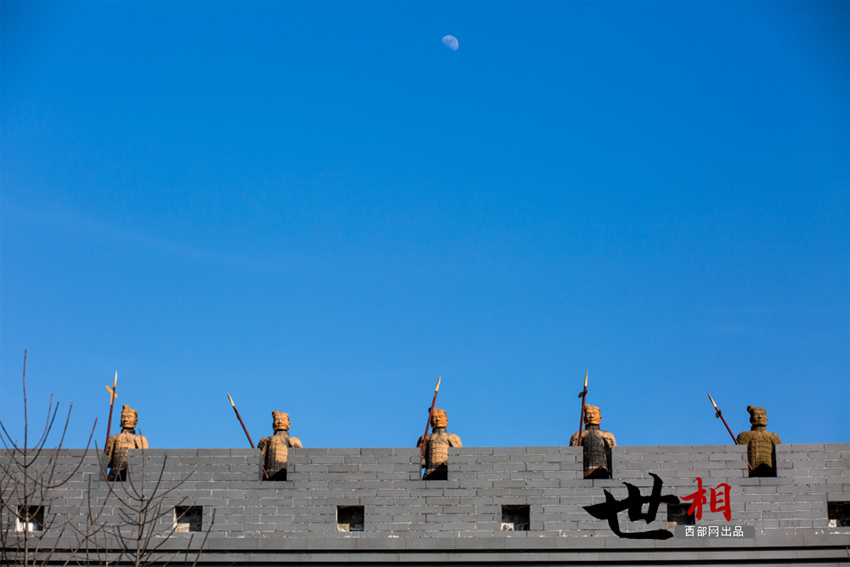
[
  {"x1": 430, "y1": 408, "x2": 448, "y2": 429},
  {"x1": 272, "y1": 411, "x2": 291, "y2": 432},
  {"x1": 120, "y1": 405, "x2": 138, "y2": 429},
  {"x1": 583, "y1": 404, "x2": 602, "y2": 426},
  {"x1": 747, "y1": 405, "x2": 768, "y2": 427}
]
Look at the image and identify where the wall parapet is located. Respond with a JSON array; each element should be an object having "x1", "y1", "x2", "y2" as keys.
[{"x1": 2, "y1": 443, "x2": 848, "y2": 564}]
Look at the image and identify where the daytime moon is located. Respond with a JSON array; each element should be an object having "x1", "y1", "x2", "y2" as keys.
[{"x1": 442, "y1": 35, "x2": 459, "y2": 51}]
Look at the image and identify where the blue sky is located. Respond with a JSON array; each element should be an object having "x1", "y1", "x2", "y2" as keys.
[{"x1": 2, "y1": 1, "x2": 847, "y2": 451}]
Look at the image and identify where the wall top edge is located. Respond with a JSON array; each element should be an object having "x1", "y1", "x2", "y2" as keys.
[{"x1": 1, "y1": 442, "x2": 846, "y2": 456}]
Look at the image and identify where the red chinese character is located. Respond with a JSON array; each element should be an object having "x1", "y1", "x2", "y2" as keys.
[
  {"x1": 681, "y1": 477, "x2": 707, "y2": 520},
  {"x1": 681, "y1": 478, "x2": 732, "y2": 522},
  {"x1": 710, "y1": 482, "x2": 731, "y2": 522}
]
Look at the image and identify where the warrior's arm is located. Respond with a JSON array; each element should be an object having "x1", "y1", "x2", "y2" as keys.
[
  {"x1": 288, "y1": 437, "x2": 303, "y2": 448},
  {"x1": 135, "y1": 436, "x2": 149, "y2": 449},
  {"x1": 569, "y1": 431, "x2": 581, "y2": 446},
  {"x1": 448, "y1": 434, "x2": 462, "y2": 447}
]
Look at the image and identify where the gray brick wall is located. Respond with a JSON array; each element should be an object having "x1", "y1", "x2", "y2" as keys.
[{"x1": 3, "y1": 444, "x2": 849, "y2": 564}]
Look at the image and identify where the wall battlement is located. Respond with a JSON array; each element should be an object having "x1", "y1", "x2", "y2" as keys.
[{"x1": 2, "y1": 443, "x2": 849, "y2": 565}]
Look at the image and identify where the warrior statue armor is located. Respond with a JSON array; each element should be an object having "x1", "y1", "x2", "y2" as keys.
[
  {"x1": 416, "y1": 408, "x2": 461, "y2": 480},
  {"x1": 258, "y1": 411, "x2": 302, "y2": 481},
  {"x1": 736, "y1": 406, "x2": 781, "y2": 477},
  {"x1": 105, "y1": 405, "x2": 149, "y2": 481},
  {"x1": 569, "y1": 404, "x2": 616, "y2": 479}
]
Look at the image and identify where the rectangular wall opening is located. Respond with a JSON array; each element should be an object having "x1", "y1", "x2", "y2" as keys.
[
  {"x1": 666, "y1": 502, "x2": 695, "y2": 530},
  {"x1": 337, "y1": 506, "x2": 364, "y2": 532},
  {"x1": 174, "y1": 506, "x2": 203, "y2": 532},
  {"x1": 15, "y1": 505, "x2": 44, "y2": 533},
  {"x1": 501, "y1": 504, "x2": 530, "y2": 531},
  {"x1": 828, "y1": 501, "x2": 850, "y2": 528}
]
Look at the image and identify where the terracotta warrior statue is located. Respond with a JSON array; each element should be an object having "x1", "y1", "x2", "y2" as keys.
[
  {"x1": 417, "y1": 408, "x2": 462, "y2": 480},
  {"x1": 570, "y1": 404, "x2": 616, "y2": 479},
  {"x1": 258, "y1": 411, "x2": 302, "y2": 481},
  {"x1": 737, "y1": 405, "x2": 781, "y2": 477},
  {"x1": 105, "y1": 405, "x2": 149, "y2": 481}
]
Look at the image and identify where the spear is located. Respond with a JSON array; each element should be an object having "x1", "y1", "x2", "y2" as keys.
[
  {"x1": 420, "y1": 376, "x2": 441, "y2": 457},
  {"x1": 707, "y1": 392, "x2": 752, "y2": 471},
  {"x1": 576, "y1": 370, "x2": 588, "y2": 446},
  {"x1": 227, "y1": 393, "x2": 269, "y2": 479},
  {"x1": 104, "y1": 372, "x2": 118, "y2": 454},
  {"x1": 227, "y1": 392, "x2": 256, "y2": 448}
]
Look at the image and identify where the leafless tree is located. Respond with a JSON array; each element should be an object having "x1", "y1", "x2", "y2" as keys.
[
  {"x1": 85, "y1": 448, "x2": 215, "y2": 567},
  {"x1": 1, "y1": 352, "x2": 214, "y2": 566},
  {"x1": 0, "y1": 351, "x2": 98, "y2": 566}
]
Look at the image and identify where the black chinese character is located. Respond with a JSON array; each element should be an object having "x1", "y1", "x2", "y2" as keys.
[{"x1": 584, "y1": 473, "x2": 680, "y2": 539}]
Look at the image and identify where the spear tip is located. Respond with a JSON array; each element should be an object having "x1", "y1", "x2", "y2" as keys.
[
  {"x1": 435, "y1": 376, "x2": 441, "y2": 392},
  {"x1": 227, "y1": 392, "x2": 235, "y2": 407}
]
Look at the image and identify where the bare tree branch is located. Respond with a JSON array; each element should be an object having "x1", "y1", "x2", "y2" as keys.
[{"x1": 1, "y1": 351, "x2": 215, "y2": 566}]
